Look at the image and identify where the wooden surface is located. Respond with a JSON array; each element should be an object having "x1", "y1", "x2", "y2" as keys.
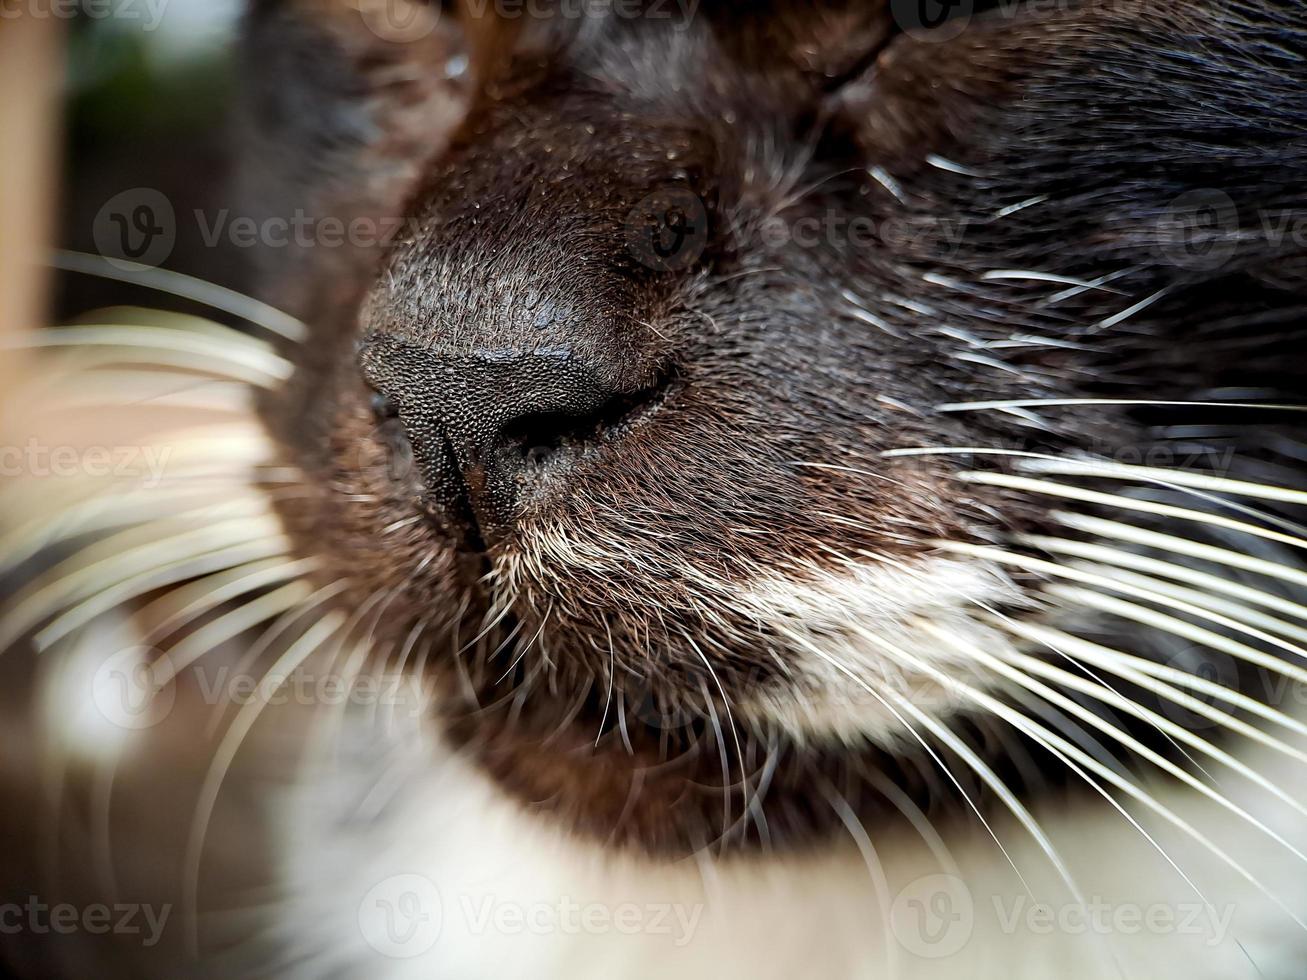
[{"x1": 0, "y1": 12, "x2": 62, "y2": 389}]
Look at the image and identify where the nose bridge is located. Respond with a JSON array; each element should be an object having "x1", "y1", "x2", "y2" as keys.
[
  {"x1": 364, "y1": 329, "x2": 606, "y2": 406},
  {"x1": 369, "y1": 245, "x2": 653, "y2": 389},
  {"x1": 366, "y1": 98, "x2": 711, "y2": 385},
  {"x1": 354, "y1": 100, "x2": 703, "y2": 529}
]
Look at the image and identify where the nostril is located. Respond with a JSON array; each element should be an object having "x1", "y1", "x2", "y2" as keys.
[
  {"x1": 501, "y1": 412, "x2": 579, "y2": 471},
  {"x1": 498, "y1": 367, "x2": 676, "y2": 470},
  {"x1": 524, "y1": 439, "x2": 561, "y2": 467}
]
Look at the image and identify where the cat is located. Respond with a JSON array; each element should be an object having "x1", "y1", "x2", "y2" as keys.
[{"x1": 3, "y1": 0, "x2": 1307, "y2": 976}]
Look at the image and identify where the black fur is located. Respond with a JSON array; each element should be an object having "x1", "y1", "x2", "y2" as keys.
[{"x1": 238, "y1": 0, "x2": 1307, "y2": 853}]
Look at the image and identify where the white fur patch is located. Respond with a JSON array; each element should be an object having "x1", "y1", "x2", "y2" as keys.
[
  {"x1": 734, "y1": 556, "x2": 1025, "y2": 744},
  {"x1": 267, "y1": 700, "x2": 1307, "y2": 980}
]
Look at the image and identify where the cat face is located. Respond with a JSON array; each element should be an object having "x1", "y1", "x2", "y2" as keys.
[{"x1": 246, "y1": 0, "x2": 1307, "y2": 848}]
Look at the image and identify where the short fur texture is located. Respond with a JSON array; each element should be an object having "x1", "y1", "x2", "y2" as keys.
[
  {"x1": 243, "y1": 0, "x2": 1307, "y2": 851},
  {"x1": 4, "y1": 1, "x2": 1307, "y2": 977}
]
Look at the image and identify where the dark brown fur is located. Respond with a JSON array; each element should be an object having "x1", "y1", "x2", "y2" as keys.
[{"x1": 239, "y1": 0, "x2": 1307, "y2": 854}]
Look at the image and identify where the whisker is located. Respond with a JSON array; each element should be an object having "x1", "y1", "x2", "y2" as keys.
[
  {"x1": 964, "y1": 471, "x2": 1307, "y2": 553},
  {"x1": 1024, "y1": 458, "x2": 1307, "y2": 508},
  {"x1": 694, "y1": 675, "x2": 734, "y2": 850},
  {"x1": 998, "y1": 685, "x2": 1225, "y2": 925},
  {"x1": 3, "y1": 507, "x2": 282, "y2": 651},
  {"x1": 493, "y1": 610, "x2": 547, "y2": 683},
  {"x1": 782, "y1": 631, "x2": 1039, "y2": 898},
  {"x1": 1052, "y1": 582, "x2": 1307, "y2": 695},
  {"x1": 51, "y1": 250, "x2": 305, "y2": 342},
  {"x1": 151, "y1": 580, "x2": 318, "y2": 688},
  {"x1": 1055, "y1": 514, "x2": 1307, "y2": 593},
  {"x1": 31, "y1": 370, "x2": 254, "y2": 414},
  {"x1": 688, "y1": 633, "x2": 749, "y2": 848},
  {"x1": 1000, "y1": 620, "x2": 1307, "y2": 759},
  {"x1": 965, "y1": 637, "x2": 1307, "y2": 837},
  {"x1": 979, "y1": 269, "x2": 1124, "y2": 290},
  {"x1": 939, "y1": 398, "x2": 1307, "y2": 413},
  {"x1": 865, "y1": 634, "x2": 1141, "y2": 939},
  {"x1": 378, "y1": 617, "x2": 433, "y2": 734},
  {"x1": 938, "y1": 543, "x2": 1307, "y2": 679},
  {"x1": 1022, "y1": 535, "x2": 1307, "y2": 626},
  {"x1": 857, "y1": 762, "x2": 962, "y2": 874},
  {"x1": 949, "y1": 599, "x2": 1227, "y2": 789},
  {"x1": 5, "y1": 326, "x2": 292, "y2": 388},
  {"x1": 868, "y1": 631, "x2": 1307, "y2": 932},
  {"x1": 183, "y1": 612, "x2": 346, "y2": 955},
  {"x1": 885, "y1": 446, "x2": 1307, "y2": 535},
  {"x1": 1093, "y1": 286, "x2": 1172, "y2": 332},
  {"x1": 35, "y1": 539, "x2": 289, "y2": 649},
  {"x1": 140, "y1": 557, "x2": 320, "y2": 644},
  {"x1": 595, "y1": 617, "x2": 616, "y2": 747},
  {"x1": 1059, "y1": 560, "x2": 1307, "y2": 650},
  {"x1": 817, "y1": 778, "x2": 897, "y2": 980},
  {"x1": 202, "y1": 581, "x2": 351, "y2": 739}
]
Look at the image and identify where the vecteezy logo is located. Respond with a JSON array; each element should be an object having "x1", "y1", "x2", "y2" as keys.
[
  {"x1": 1156, "y1": 188, "x2": 1240, "y2": 271},
  {"x1": 351, "y1": 0, "x2": 440, "y2": 43},
  {"x1": 358, "y1": 874, "x2": 443, "y2": 958},
  {"x1": 92, "y1": 188, "x2": 176, "y2": 270},
  {"x1": 631, "y1": 687, "x2": 698, "y2": 733},
  {"x1": 92, "y1": 646, "x2": 176, "y2": 731},
  {"x1": 1156, "y1": 645, "x2": 1238, "y2": 731},
  {"x1": 625, "y1": 187, "x2": 709, "y2": 272},
  {"x1": 890, "y1": 0, "x2": 974, "y2": 41},
  {"x1": 890, "y1": 873, "x2": 974, "y2": 958}
]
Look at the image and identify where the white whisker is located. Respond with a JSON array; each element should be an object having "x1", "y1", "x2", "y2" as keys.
[
  {"x1": 939, "y1": 542, "x2": 1307, "y2": 680},
  {"x1": 140, "y1": 557, "x2": 321, "y2": 643},
  {"x1": 964, "y1": 471, "x2": 1307, "y2": 553},
  {"x1": 1000, "y1": 620, "x2": 1307, "y2": 756},
  {"x1": 866, "y1": 630, "x2": 1307, "y2": 932},
  {"x1": 36, "y1": 539, "x2": 289, "y2": 649},
  {"x1": 1071, "y1": 582, "x2": 1307, "y2": 698},
  {"x1": 6, "y1": 326, "x2": 292, "y2": 387},
  {"x1": 980, "y1": 641, "x2": 1307, "y2": 828},
  {"x1": 782, "y1": 631, "x2": 1039, "y2": 898},
  {"x1": 51, "y1": 250, "x2": 306, "y2": 342},
  {"x1": 183, "y1": 612, "x2": 346, "y2": 954},
  {"x1": 1022, "y1": 535, "x2": 1307, "y2": 626},
  {"x1": 1056, "y1": 514, "x2": 1307, "y2": 592},
  {"x1": 939, "y1": 398, "x2": 1307, "y2": 413},
  {"x1": 3, "y1": 507, "x2": 282, "y2": 651},
  {"x1": 151, "y1": 580, "x2": 319, "y2": 687}
]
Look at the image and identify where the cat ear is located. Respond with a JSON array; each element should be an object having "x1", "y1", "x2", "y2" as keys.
[{"x1": 234, "y1": 0, "x2": 476, "y2": 325}]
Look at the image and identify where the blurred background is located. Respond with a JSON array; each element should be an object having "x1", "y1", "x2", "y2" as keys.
[
  {"x1": 1, "y1": 10, "x2": 257, "y2": 975},
  {"x1": 2, "y1": 0, "x2": 246, "y2": 337}
]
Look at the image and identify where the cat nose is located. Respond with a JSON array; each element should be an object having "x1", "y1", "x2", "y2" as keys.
[
  {"x1": 362, "y1": 341, "x2": 664, "y2": 532},
  {"x1": 425, "y1": 351, "x2": 618, "y2": 510}
]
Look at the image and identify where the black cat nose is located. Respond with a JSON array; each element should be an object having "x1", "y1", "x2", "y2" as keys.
[
  {"x1": 361, "y1": 340, "x2": 666, "y2": 533},
  {"x1": 428, "y1": 351, "x2": 618, "y2": 503}
]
